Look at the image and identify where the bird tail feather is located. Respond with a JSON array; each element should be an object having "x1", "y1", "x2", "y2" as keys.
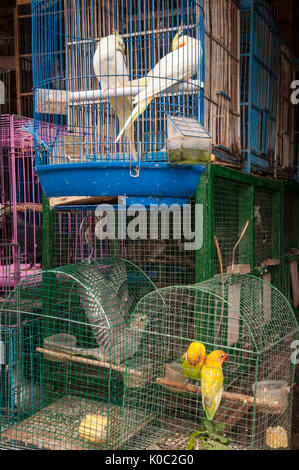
[{"x1": 116, "y1": 97, "x2": 152, "y2": 143}]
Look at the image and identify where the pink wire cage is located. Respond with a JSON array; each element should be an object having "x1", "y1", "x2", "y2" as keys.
[{"x1": 0, "y1": 114, "x2": 43, "y2": 295}]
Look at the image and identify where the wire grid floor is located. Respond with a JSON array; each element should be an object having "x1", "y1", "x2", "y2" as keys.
[{"x1": 0, "y1": 395, "x2": 154, "y2": 450}]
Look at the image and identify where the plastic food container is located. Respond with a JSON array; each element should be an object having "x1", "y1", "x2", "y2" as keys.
[
  {"x1": 43, "y1": 333, "x2": 77, "y2": 361},
  {"x1": 252, "y1": 380, "x2": 290, "y2": 414}
]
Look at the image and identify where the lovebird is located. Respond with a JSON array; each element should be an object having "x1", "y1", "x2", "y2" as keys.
[
  {"x1": 116, "y1": 29, "x2": 202, "y2": 143},
  {"x1": 200, "y1": 350, "x2": 227, "y2": 420},
  {"x1": 181, "y1": 342, "x2": 206, "y2": 387}
]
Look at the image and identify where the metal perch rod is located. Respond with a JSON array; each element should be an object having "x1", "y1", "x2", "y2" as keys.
[
  {"x1": 156, "y1": 377, "x2": 284, "y2": 412},
  {"x1": 36, "y1": 347, "x2": 142, "y2": 377}
]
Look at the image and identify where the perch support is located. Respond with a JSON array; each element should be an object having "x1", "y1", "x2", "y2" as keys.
[{"x1": 156, "y1": 377, "x2": 284, "y2": 412}]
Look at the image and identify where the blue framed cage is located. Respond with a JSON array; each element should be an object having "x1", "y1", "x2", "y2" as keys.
[
  {"x1": 0, "y1": 314, "x2": 43, "y2": 427},
  {"x1": 240, "y1": 0, "x2": 279, "y2": 174},
  {"x1": 31, "y1": 0, "x2": 206, "y2": 205}
]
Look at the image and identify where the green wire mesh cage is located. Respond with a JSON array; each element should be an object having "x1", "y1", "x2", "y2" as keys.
[
  {"x1": 0, "y1": 258, "x2": 158, "y2": 450},
  {"x1": 121, "y1": 274, "x2": 298, "y2": 450},
  {"x1": 43, "y1": 202, "x2": 198, "y2": 288},
  {"x1": 196, "y1": 166, "x2": 283, "y2": 290}
]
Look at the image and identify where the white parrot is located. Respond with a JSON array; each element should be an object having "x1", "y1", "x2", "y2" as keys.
[
  {"x1": 116, "y1": 30, "x2": 202, "y2": 143},
  {"x1": 93, "y1": 32, "x2": 138, "y2": 161}
]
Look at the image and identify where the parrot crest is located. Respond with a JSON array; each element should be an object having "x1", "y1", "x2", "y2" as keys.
[{"x1": 172, "y1": 27, "x2": 184, "y2": 51}]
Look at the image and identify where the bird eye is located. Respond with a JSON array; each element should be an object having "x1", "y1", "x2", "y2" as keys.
[{"x1": 220, "y1": 354, "x2": 225, "y2": 358}]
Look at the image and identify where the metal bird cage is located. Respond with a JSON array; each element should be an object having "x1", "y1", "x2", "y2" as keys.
[
  {"x1": 275, "y1": 43, "x2": 296, "y2": 179},
  {"x1": 196, "y1": 165, "x2": 283, "y2": 290},
  {"x1": 0, "y1": 115, "x2": 42, "y2": 291},
  {"x1": 204, "y1": 0, "x2": 241, "y2": 163},
  {"x1": 31, "y1": 0, "x2": 206, "y2": 204},
  {"x1": 121, "y1": 274, "x2": 298, "y2": 450},
  {"x1": 43, "y1": 202, "x2": 198, "y2": 287},
  {"x1": 0, "y1": 258, "x2": 159, "y2": 450},
  {"x1": 240, "y1": 0, "x2": 279, "y2": 174}
]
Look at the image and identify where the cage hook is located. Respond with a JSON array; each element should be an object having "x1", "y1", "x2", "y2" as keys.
[{"x1": 129, "y1": 142, "x2": 141, "y2": 178}]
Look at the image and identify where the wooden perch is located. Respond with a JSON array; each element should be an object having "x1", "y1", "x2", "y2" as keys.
[
  {"x1": 156, "y1": 377, "x2": 284, "y2": 412},
  {"x1": 36, "y1": 347, "x2": 142, "y2": 377},
  {"x1": 4, "y1": 204, "x2": 43, "y2": 214}
]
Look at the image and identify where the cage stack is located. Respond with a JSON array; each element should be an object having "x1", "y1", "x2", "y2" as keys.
[
  {"x1": 31, "y1": 0, "x2": 207, "y2": 205},
  {"x1": 0, "y1": 69, "x2": 11, "y2": 115},
  {"x1": 0, "y1": 115, "x2": 43, "y2": 297},
  {"x1": 282, "y1": 181, "x2": 299, "y2": 314},
  {"x1": 121, "y1": 274, "x2": 298, "y2": 450},
  {"x1": 203, "y1": 0, "x2": 241, "y2": 164},
  {"x1": 196, "y1": 165, "x2": 283, "y2": 290},
  {"x1": 240, "y1": 0, "x2": 279, "y2": 174},
  {"x1": 0, "y1": 258, "x2": 159, "y2": 449},
  {"x1": 275, "y1": 43, "x2": 296, "y2": 179},
  {"x1": 42, "y1": 198, "x2": 198, "y2": 288}
]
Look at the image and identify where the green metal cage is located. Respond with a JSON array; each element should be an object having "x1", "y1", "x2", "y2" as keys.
[
  {"x1": 0, "y1": 258, "x2": 159, "y2": 450},
  {"x1": 196, "y1": 165, "x2": 283, "y2": 292},
  {"x1": 122, "y1": 274, "x2": 298, "y2": 450}
]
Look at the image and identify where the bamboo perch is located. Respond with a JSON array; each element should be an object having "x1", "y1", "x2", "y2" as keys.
[
  {"x1": 4, "y1": 204, "x2": 43, "y2": 214},
  {"x1": 36, "y1": 347, "x2": 142, "y2": 377},
  {"x1": 155, "y1": 377, "x2": 284, "y2": 412}
]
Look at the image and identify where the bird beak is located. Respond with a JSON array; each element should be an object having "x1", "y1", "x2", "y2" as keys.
[
  {"x1": 199, "y1": 354, "x2": 206, "y2": 365},
  {"x1": 172, "y1": 27, "x2": 183, "y2": 51}
]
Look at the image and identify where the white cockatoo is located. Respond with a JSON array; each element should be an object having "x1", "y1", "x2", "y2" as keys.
[
  {"x1": 93, "y1": 32, "x2": 137, "y2": 161},
  {"x1": 116, "y1": 29, "x2": 202, "y2": 143}
]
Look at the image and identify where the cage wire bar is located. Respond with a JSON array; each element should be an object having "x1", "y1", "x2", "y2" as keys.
[
  {"x1": 121, "y1": 274, "x2": 298, "y2": 450},
  {"x1": 195, "y1": 165, "x2": 283, "y2": 291},
  {"x1": 240, "y1": 0, "x2": 279, "y2": 174},
  {"x1": 275, "y1": 43, "x2": 296, "y2": 178},
  {"x1": 203, "y1": 0, "x2": 241, "y2": 163},
  {"x1": 0, "y1": 115, "x2": 43, "y2": 290},
  {"x1": 0, "y1": 69, "x2": 11, "y2": 115},
  {"x1": 31, "y1": 0, "x2": 207, "y2": 202},
  {"x1": 0, "y1": 258, "x2": 160, "y2": 450},
  {"x1": 42, "y1": 198, "x2": 198, "y2": 288}
]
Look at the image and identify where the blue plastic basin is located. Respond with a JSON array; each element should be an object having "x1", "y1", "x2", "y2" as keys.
[{"x1": 35, "y1": 161, "x2": 206, "y2": 206}]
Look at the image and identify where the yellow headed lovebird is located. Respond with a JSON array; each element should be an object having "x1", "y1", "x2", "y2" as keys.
[
  {"x1": 181, "y1": 342, "x2": 206, "y2": 389},
  {"x1": 200, "y1": 350, "x2": 227, "y2": 420}
]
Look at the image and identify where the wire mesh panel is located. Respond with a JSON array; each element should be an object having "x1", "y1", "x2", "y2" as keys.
[
  {"x1": 240, "y1": 0, "x2": 279, "y2": 173},
  {"x1": 0, "y1": 258, "x2": 158, "y2": 449},
  {"x1": 275, "y1": 43, "x2": 296, "y2": 177},
  {"x1": 45, "y1": 204, "x2": 197, "y2": 287},
  {"x1": 122, "y1": 274, "x2": 298, "y2": 450},
  {"x1": 213, "y1": 176, "x2": 251, "y2": 274},
  {"x1": 204, "y1": 0, "x2": 241, "y2": 162},
  {"x1": 0, "y1": 115, "x2": 42, "y2": 287},
  {"x1": 196, "y1": 165, "x2": 283, "y2": 288}
]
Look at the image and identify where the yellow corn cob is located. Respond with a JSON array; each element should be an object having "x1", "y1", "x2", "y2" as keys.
[{"x1": 79, "y1": 414, "x2": 108, "y2": 444}]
